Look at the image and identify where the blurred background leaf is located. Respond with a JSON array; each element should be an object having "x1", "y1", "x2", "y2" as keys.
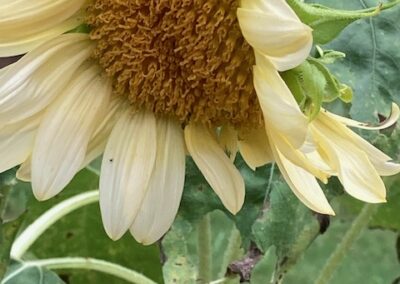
[
  {"x1": 162, "y1": 210, "x2": 243, "y2": 283},
  {"x1": 22, "y1": 169, "x2": 163, "y2": 284}
]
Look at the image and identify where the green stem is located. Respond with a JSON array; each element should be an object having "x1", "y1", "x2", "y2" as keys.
[
  {"x1": 263, "y1": 164, "x2": 276, "y2": 206},
  {"x1": 10, "y1": 191, "x2": 99, "y2": 259},
  {"x1": 1, "y1": 257, "x2": 156, "y2": 284},
  {"x1": 198, "y1": 214, "x2": 212, "y2": 283},
  {"x1": 314, "y1": 204, "x2": 378, "y2": 284}
]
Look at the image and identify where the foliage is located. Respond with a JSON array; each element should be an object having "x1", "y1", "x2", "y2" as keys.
[{"x1": 0, "y1": 0, "x2": 400, "y2": 283}]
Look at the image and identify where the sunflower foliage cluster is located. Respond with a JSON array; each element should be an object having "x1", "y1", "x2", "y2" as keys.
[{"x1": 0, "y1": 0, "x2": 400, "y2": 283}]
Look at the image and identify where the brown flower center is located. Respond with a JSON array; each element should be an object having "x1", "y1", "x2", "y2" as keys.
[{"x1": 86, "y1": 0, "x2": 262, "y2": 129}]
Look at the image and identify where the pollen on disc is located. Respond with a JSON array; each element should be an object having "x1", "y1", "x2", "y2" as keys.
[{"x1": 86, "y1": 0, "x2": 263, "y2": 129}]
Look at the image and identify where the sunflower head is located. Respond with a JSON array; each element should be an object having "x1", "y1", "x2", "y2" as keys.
[{"x1": 86, "y1": 0, "x2": 263, "y2": 129}]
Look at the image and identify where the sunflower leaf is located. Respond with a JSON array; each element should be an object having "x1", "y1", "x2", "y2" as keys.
[
  {"x1": 288, "y1": 0, "x2": 400, "y2": 44},
  {"x1": 162, "y1": 211, "x2": 243, "y2": 284},
  {"x1": 2, "y1": 261, "x2": 64, "y2": 284}
]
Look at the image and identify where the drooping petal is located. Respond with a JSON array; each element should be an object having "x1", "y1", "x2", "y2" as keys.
[
  {"x1": 253, "y1": 59, "x2": 309, "y2": 149},
  {"x1": 0, "y1": 0, "x2": 86, "y2": 56},
  {"x1": 323, "y1": 103, "x2": 399, "y2": 130},
  {"x1": 130, "y1": 118, "x2": 186, "y2": 245},
  {"x1": 218, "y1": 124, "x2": 238, "y2": 162},
  {"x1": 268, "y1": 130, "x2": 329, "y2": 183},
  {"x1": 312, "y1": 121, "x2": 386, "y2": 203},
  {"x1": 237, "y1": 1, "x2": 312, "y2": 71},
  {"x1": 184, "y1": 122, "x2": 245, "y2": 214},
  {"x1": 31, "y1": 65, "x2": 111, "y2": 201},
  {"x1": 0, "y1": 114, "x2": 41, "y2": 173},
  {"x1": 272, "y1": 145, "x2": 335, "y2": 215},
  {"x1": 238, "y1": 127, "x2": 273, "y2": 170},
  {"x1": 0, "y1": 34, "x2": 93, "y2": 125},
  {"x1": 317, "y1": 111, "x2": 400, "y2": 176},
  {"x1": 100, "y1": 110, "x2": 157, "y2": 240}
]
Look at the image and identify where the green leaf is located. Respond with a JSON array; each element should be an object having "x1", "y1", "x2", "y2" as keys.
[
  {"x1": 24, "y1": 169, "x2": 163, "y2": 284},
  {"x1": 250, "y1": 247, "x2": 277, "y2": 284},
  {"x1": 314, "y1": 0, "x2": 400, "y2": 121},
  {"x1": 314, "y1": 46, "x2": 346, "y2": 64},
  {"x1": 179, "y1": 157, "x2": 270, "y2": 246},
  {"x1": 251, "y1": 180, "x2": 321, "y2": 281},
  {"x1": 162, "y1": 210, "x2": 244, "y2": 284},
  {"x1": 288, "y1": 0, "x2": 399, "y2": 44},
  {"x1": 307, "y1": 58, "x2": 342, "y2": 103},
  {"x1": 0, "y1": 170, "x2": 32, "y2": 278},
  {"x1": 334, "y1": 177, "x2": 400, "y2": 232},
  {"x1": 283, "y1": 60, "x2": 329, "y2": 120},
  {"x1": 284, "y1": 221, "x2": 400, "y2": 283},
  {"x1": 2, "y1": 261, "x2": 64, "y2": 284}
]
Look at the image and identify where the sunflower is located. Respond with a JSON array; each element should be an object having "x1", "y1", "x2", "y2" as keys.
[{"x1": 0, "y1": 0, "x2": 397, "y2": 245}]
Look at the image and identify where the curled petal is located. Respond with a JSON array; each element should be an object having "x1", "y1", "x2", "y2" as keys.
[
  {"x1": 253, "y1": 61, "x2": 309, "y2": 149},
  {"x1": 237, "y1": 2, "x2": 312, "y2": 71},
  {"x1": 240, "y1": 0, "x2": 300, "y2": 21},
  {"x1": 185, "y1": 123, "x2": 245, "y2": 214},
  {"x1": 100, "y1": 110, "x2": 157, "y2": 240},
  {"x1": 323, "y1": 103, "x2": 399, "y2": 130}
]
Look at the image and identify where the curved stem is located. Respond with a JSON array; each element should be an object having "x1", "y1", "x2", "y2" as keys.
[
  {"x1": 11, "y1": 191, "x2": 100, "y2": 259},
  {"x1": 3, "y1": 257, "x2": 156, "y2": 284},
  {"x1": 314, "y1": 204, "x2": 378, "y2": 284}
]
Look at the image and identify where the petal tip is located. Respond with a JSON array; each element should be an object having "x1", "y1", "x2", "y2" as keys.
[
  {"x1": 104, "y1": 228, "x2": 125, "y2": 241},
  {"x1": 32, "y1": 186, "x2": 56, "y2": 201}
]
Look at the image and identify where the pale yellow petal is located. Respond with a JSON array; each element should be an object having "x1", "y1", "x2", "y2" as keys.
[
  {"x1": 0, "y1": 0, "x2": 86, "y2": 56},
  {"x1": 100, "y1": 110, "x2": 157, "y2": 241},
  {"x1": 31, "y1": 65, "x2": 110, "y2": 201},
  {"x1": 185, "y1": 123, "x2": 245, "y2": 214},
  {"x1": 268, "y1": 129, "x2": 329, "y2": 183},
  {"x1": 317, "y1": 111, "x2": 400, "y2": 176},
  {"x1": 0, "y1": 13, "x2": 83, "y2": 57},
  {"x1": 238, "y1": 127, "x2": 273, "y2": 170},
  {"x1": 218, "y1": 124, "x2": 238, "y2": 162},
  {"x1": 130, "y1": 118, "x2": 186, "y2": 245},
  {"x1": 253, "y1": 60, "x2": 309, "y2": 149},
  {"x1": 323, "y1": 103, "x2": 399, "y2": 130},
  {"x1": 16, "y1": 157, "x2": 31, "y2": 182},
  {"x1": 237, "y1": 7, "x2": 312, "y2": 71},
  {"x1": 0, "y1": 34, "x2": 93, "y2": 125},
  {"x1": 240, "y1": 0, "x2": 300, "y2": 21},
  {"x1": 0, "y1": 114, "x2": 41, "y2": 173},
  {"x1": 82, "y1": 98, "x2": 125, "y2": 168},
  {"x1": 273, "y1": 146, "x2": 335, "y2": 215},
  {"x1": 312, "y1": 121, "x2": 386, "y2": 203}
]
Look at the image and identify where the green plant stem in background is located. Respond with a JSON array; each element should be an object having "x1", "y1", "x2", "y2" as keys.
[
  {"x1": 314, "y1": 204, "x2": 378, "y2": 284},
  {"x1": 11, "y1": 191, "x2": 99, "y2": 259},
  {"x1": 198, "y1": 214, "x2": 212, "y2": 283},
  {"x1": 2, "y1": 257, "x2": 156, "y2": 284}
]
